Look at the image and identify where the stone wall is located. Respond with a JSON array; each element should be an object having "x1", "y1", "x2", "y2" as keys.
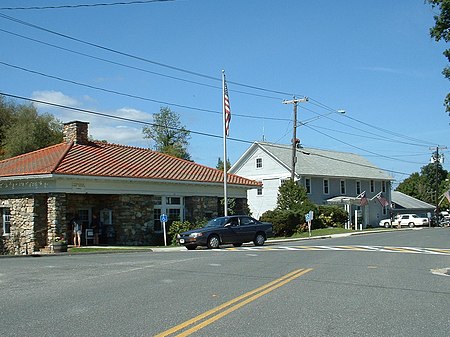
[
  {"x1": 112, "y1": 194, "x2": 155, "y2": 245},
  {"x1": 47, "y1": 194, "x2": 67, "y2": 245},
  {"x1": 184, "y1": 196, "x2": 219, "y2": 223},
  {"x1": 0, "y1": 195, "x2": 36, "y2": 255},
  {"x1": 0, "y1": 192, "x2": 251, "y2": 253},
  {"x1": 66, "y1": 194, "x2": 157, "y2": 245}
]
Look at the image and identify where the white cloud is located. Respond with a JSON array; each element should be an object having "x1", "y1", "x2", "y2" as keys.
[
  {"x1": 32, "y1": 90, "x2": 80, "y2": 107},
  {"x1": 30, "y1": 90, "x2": 154, "y2": 148},
  {"x1": 116, "y1": 107, "x2": 153, "y2": 122}
]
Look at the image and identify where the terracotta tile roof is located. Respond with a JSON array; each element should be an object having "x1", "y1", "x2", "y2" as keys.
[{"x1": 0, "y1": 141, "x2": 260, "y2": 187}]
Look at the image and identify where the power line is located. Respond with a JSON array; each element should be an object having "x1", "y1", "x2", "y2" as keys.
[
  {"x1": 301, "y1": 102, "x2": 433, "y2": 148},
  {"x1": 0, "y1": 60, "x2": 291, "y2": 122},
  {"x1": 0, "y1": 28, "x2": 284, "y2": 101},
  {"x1": 0, "y1": 0, "x2": 175, "y2": 11},
  {"x1": 0, "y1": 15, "x2": 442, "y2": 151},
  {"x1": 304, "y1": 124, "x2": 425, "y2": 165},
  {"x1": 309, "y1": 124, "x2": 430, "y2": 148},
  {"x1": 0, "y1": 91, "x2": 412, "y2": 176},
  {"x1": 0, "y1": 13, "x2": 296, "y2": 97}
]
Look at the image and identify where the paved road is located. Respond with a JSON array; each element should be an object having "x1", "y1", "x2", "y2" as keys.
[{"x1": 1, "y1": 228, "x2": 449, "y2": 336}]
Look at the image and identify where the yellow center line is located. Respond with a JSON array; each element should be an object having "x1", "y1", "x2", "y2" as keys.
[
  {"x1": 382, "y1": 247, "x2": 416, "y2": 253},
  {"x1": 426, "y1": 248, "x2": 450, "y2": 254},
  {"x1": 154, "y1": 268, "x2": 313, "y2": 337},
  {"x1": 335, "y1": 246, "x2": 368, "y2": 251},
  {"x1": 293, "y1": 246, "x2": 319, "y2": 250}
]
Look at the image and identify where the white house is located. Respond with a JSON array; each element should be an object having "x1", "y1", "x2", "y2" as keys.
[{"x1": 229, "y1": 142, "x2": 394, "y2": 228}]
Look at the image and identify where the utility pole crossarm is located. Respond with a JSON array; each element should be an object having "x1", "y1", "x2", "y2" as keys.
[{"x1": 283, "y1": 96, "x2": 309, "y2": 181}]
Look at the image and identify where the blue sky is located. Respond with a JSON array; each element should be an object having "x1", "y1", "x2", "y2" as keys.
[{"x1": 0, "y1": 0, "x2": 448, "y2": 187}]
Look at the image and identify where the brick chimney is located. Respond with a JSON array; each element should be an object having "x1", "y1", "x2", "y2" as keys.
[{"x1": 63, "y1": 121, "x2": 89, "y2": 144}]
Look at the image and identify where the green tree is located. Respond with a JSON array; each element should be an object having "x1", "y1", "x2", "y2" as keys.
[
  {"x1": 142, "y1": 107, "x2": 191, "y2": 160},
  {"x1": 396, "y1": 162, "x2": 448, "y2": 204},
  {"x1": 276, "y1": 180, "x2": 313, "y2": 211},
  {"x1": 0, "y1": 96, "x2": 63, "y2": 159},
  {"x1": 216, "y1": 157, "x2": 231, "y2": 171},
  {"x1": 427, "y1": 0, "x2": 450, "y2": 113}
]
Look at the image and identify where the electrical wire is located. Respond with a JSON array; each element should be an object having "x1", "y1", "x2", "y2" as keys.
[
  {"x1": 301, "y1": 103, "x2": 433, "y2": 148},
  {"x1": 308, "y1": 124, "x2": 430, "y2": 148},
  {"x1": 0, "y1": 13, "x2": 296, "y2": 97},
  {"x1": 308, "y1": 96, "x2": 437, "y2": 147},
  {"x1": 0, "y1": 60, "x2": 291, "y2": 122},
  {"x1": 0, "y1": 92, "x2": 414, "y2": 176},
  {"x1": 0, "y1": 28, "x2": 284, "y2": 101},
  {"x1": 0, "y1": 0, "x2": 174, "y2": 11},
  {"x1": 303, "y1": 124, "x2": 425, "y2": 165},
  {"x1": 0, "y1": 15, "x2": 444, "y2": 154}
]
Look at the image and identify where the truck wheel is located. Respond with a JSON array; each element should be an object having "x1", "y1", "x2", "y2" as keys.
[
  {"x1": 254, "y1": 233, "x2": 266, "y2": 246},
  {"x1": 207, "y1": 235, "x2": 220, "y2": 249},
  {"x1": 408, "y1": 222, "x2": 415, "y2": 228},
  {"x1": 383, "y1": 222, "x2": 390, "y2": 228}
]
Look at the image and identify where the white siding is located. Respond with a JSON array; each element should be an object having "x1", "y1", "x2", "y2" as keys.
[
  {"x1": 248, "y1": 178, "x2": 281, "y2": 219},
  {"x1": 231, "y1": 147, "x2": 290, "y2": 219}
]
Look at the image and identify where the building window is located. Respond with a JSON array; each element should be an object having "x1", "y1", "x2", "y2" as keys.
[
  {"x1": 382, "y1": 181, "x2": 386, "y2": 193},
  {"x1": 382, "y1": 206, "x2": 388, "y2": 215},
  {"x1": 305, "y1": 178, "x2": 311, "y2": 194},
  {"x1": 154, "y1": 196, "x2": 184, "y2": 233},
  {"x1": 257, "y1": 188, "x2": 263, "y2": 196},
  {"x1": 256, "y1": 158, "x2": 263, "y2": 169},
  {"x1": 356, "y1": 181, "x2": 361, "y2": 195},
  {"x1": 2, "y1": 208, "x2": 11, "y2": 235},
  {"x1": 340, "y1": 180, "x2": 346, "y2": 195},
  {"x1": 323, "y1": 179, "x2": 329, "y2": 195},
  {"x1": 370, "y1": 180, "x2": 375, "y2": 193},
  {"x1": 153, "y1": 208, "x2": 162, "y2": 232},
  {"x1": 166, "y1": 197, "x2": 181, "y2": 205},
  {"x1": 78, "y1": 208, "x2": 91, "y2": 222}
]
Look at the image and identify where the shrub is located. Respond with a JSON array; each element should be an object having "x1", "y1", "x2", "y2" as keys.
[
  {"x1": 260, "y1": 209, "x2": 314, "y2": 237},
  {"x1": 316, "y1": 205, "x2": 348, "y2": 228},
  {"x1": 260, "y1": 205, "x2": 348, "y2": 237},
  {"x1": 167, "y1": 221, "x2": 198, "y2": 245}
]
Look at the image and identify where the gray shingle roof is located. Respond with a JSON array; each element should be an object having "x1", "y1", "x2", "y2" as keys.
[
  {"x1": 258, "y1": 142, "x2": 393, "y2": 180},
  {"x1": 392, "y1": 191, "x2": 435, "y2": 209}
]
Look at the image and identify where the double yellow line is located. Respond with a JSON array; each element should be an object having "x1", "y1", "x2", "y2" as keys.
[{"x1": 155, "y1": 268, "x2": 313, "y2": 337}]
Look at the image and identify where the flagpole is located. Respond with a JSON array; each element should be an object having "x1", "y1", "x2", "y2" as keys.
[{"x1": 222, "y1": 70, "x2": 228, "y2": 216}]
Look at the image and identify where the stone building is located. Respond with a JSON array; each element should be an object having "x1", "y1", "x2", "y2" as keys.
[{"x1": 0, "y1": 121, "x2": 259, "y2": 255}]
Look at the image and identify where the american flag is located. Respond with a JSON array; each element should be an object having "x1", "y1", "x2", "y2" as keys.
[
  {"x1": 359, "y1": 191, "x2": 369, "y2": 206},
  {"x1": 223, "y1": 73, "x2": 231, "y2": 137},
  {"x1": 376, "y1": 193, "x2": 389, "y2": 207}
]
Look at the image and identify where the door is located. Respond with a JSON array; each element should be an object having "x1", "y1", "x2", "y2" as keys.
[
  {"x1": 238, "y1": 216, "x2": 258, "y2": 242},
  {"x1": 221, "y1": 217, "x2": 240, "y2": 244}
]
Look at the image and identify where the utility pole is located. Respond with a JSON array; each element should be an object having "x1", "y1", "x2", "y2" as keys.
[
  {"x1": 430, "y1": 145, "x2": 447, "y2": 223},
  {"x1": 283, "y1": 96, "x2": 308, "y2": 181}
]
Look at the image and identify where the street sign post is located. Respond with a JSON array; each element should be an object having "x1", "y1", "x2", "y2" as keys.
[
  {"x1": 160, "y1": 214, "x2": 168, "y2": 246},
  {"x1": 305, "y1": 211, "x2": 314, "y2": 237}
]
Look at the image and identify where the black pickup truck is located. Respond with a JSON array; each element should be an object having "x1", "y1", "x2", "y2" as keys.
[{"x1": 177, "y1": 215, "x2": 273, "y2": 250}]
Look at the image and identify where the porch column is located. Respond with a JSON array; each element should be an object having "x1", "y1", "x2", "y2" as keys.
[
  {"x1": 47, "y1": 194, "x2": 67, "y2": 244},
  {"x1": 346, "y1": 203, "x2": 352, "y2": 229}
]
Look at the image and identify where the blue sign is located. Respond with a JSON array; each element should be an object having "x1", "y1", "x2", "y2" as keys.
[
  {"x1": 160, "y1": 214, "x2": 168, "y2": 223},
  {"x1": 305, "y1": 211, "x2": 314, "y2": 222}
]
